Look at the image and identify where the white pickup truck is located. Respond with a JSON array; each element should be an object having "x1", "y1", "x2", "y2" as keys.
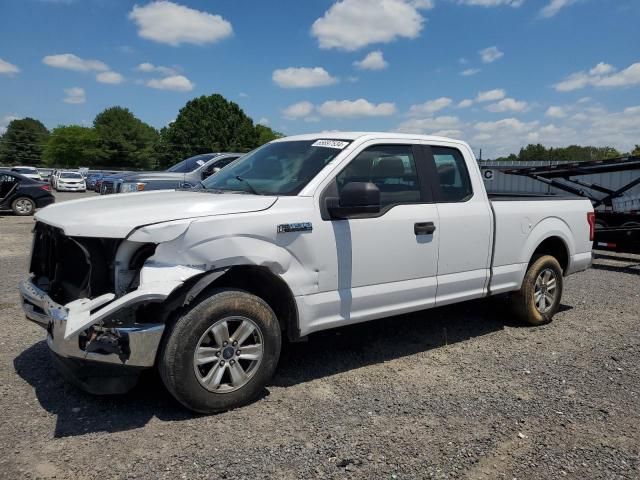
[{"x1": 19, "y1": 132, "x2": 594, "y2": 413}]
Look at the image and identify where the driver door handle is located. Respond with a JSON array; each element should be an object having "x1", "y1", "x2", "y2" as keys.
[{"x1": 414, "y1": 222, "x2": 436, "y2": 235}]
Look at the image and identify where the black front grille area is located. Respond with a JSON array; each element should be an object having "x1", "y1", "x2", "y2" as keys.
[{"x1": 30, "y1": 223, "x2": 119, "y2": 304}]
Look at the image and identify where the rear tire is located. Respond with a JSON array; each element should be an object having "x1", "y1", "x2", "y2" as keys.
[
  {"x1": 511, "y1": 255, "x2": 563, "y2": 326},
  {"x1": 158, "y1": 289, "x2": 281, "y2": 413},
  {"x1": 11, "y1": 197, "x2": 36, "y2": 216}
]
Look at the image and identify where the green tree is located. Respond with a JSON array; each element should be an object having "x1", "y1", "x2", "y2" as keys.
[
  {"x1": 0, "y1": 117, "x2": 49, "y2": 165},
  {"x1": 518, "y1": 144, "x2": 549, "y2": 162},
  {"x1": 94, "y1": 107, "x2": 158, "y2": 169},
  {"x1": 255, "y1": 124, "x2": 282, "y2": 146},
  {"x1": 161, "y1": 94, "x2": 258, "y2": 159},
  {"x1": 630, "y1": 145, "x2": 640, "y2": 156},
  {"x1": 43, "y1": 125, "x2": 100, "y2": 168}
]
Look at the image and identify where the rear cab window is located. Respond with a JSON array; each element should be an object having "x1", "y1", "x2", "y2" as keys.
[{"x1": 430, "y1": 146, "x2": 473, "y2": 203}]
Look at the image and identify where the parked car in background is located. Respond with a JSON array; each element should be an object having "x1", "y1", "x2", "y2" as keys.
[
  {"x1": 0, "y1": 171, "x2": 54, "y2": 215},
  {"x1": 55, "y1": 171, "x2": 86, "y2": 192},
  {"x1": 38, "y1": 168, "x2": 53, "y2": 181},
  {"x1": 11, "y1": 166, "x2": 42, "y2": 181},
  {"x1": 50, "y1": 170, "x2": 60, "y2": 188},
  {"x1": 113, "y1": 153, "x2": 241, "y2": 194},
  {"x1": 86, "y1": 173, "x2": 104, "y2": 190},
  {"x1": 99, "y1": 171, "x2": 133, "y2": 194}
]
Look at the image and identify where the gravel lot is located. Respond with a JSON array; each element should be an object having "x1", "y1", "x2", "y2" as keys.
[{"x1": 1, "y1": 191, "x2": 639, "y2": 479}]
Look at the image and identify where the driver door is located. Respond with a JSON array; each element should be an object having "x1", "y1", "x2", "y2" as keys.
[{"x1": 327, "y1": 142, "x2": 440, "y2": 321}]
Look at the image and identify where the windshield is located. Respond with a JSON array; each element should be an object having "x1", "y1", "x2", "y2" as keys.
[
  {"x1": 167, "y1": 154, "x2": 218, "y2": 173},
  {"x1": 60, "y1": 172, "x2": 83, "y2": 179},
  {"x1": 202, "y1": 140, "x2": 348, "y2": 195}
]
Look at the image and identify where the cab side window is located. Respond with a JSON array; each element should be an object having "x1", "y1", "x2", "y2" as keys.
[
  {"x1": 336, "y1": 145, "x2": 421, "y2": 208},
  {"x1": 431, "y1": 147, "x2": 472, "y2": 202}
]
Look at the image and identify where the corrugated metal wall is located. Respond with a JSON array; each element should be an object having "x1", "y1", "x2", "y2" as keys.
[{"x1": 478, "y1": 161, "x2": 640, "y2": 211}]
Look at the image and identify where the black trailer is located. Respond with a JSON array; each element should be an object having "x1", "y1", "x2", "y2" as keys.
[{"x1": 501, "y1": 156, "x2": 640, "y2": 254}]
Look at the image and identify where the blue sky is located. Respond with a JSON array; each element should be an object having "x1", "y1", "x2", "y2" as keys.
[{"x1": 1, "y1": 0, "x2": 639, "y2": 158}]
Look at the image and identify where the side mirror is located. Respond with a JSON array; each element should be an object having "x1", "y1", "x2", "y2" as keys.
[{"x1": 327, "y1": 182, "x2": 381, "y2": 219}]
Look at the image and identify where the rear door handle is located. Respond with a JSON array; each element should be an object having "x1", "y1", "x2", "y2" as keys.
[{"x1": 414, "y1": 222, "x2": 436, "y2": 235}]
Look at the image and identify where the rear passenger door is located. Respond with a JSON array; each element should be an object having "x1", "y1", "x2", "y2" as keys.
[{"x1": 422, "y1": 144, "x2": 493, "y2": 306}]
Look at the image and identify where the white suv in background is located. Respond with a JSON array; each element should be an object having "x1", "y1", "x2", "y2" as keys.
[{"x1": 55, "y1": 171, "x2": 86, "y2": 192}]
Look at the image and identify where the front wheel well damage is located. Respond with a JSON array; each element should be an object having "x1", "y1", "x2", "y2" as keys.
[{"x1": 136, "y1": 265, "x2": 300, "y2": 341}]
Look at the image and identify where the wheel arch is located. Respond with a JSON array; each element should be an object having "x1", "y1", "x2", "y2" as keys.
[
  {"x1": 145, "y1": 265, "x2": 301, "y2": 342},
  {"x1": 529, "y1": 236, "x2": 570, "y2": 273}
]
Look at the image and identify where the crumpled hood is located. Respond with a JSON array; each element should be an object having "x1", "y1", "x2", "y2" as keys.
[{"x1": 35, "y1": 190, "x2": 278, "y2": 238}]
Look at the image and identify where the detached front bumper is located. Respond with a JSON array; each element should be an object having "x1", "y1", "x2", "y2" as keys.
[{"x1": 19, "y1": 278, "x2": 165, "y2": 369}]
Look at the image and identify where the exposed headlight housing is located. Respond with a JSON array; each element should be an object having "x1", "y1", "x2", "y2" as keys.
[{"x1": 121, "y1": 182, "x2": 146, "y2": 193}]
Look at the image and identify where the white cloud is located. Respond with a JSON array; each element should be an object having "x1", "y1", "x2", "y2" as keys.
[
  {"x1": 317, "y1": 98, "x2": 396, "y2": 117},
  {"x1": 129, "y1": 1, "x2": 233, "y2": 46},
  {"x1": 458, "y1": 0, "x2": 524, "y2": 6},
  {"x1": 409, "y1": 97, "x2": 453, "y2": 114},
  {"x1": 136, "y1": 62, "x2": 177, "y2": 76},
  {"x1": 396, "y1": 115, "x2": 462, "y2": 137},
  {"x1": 461, "y1": 68, "x2": 480, "y2": 76},
  {"x1": 63, "y1": 87, "x2": 86, "y2": 104},
  {"x1": 589, "y1": 62, "x2": 614, "y2": 76},
  {"x1": 476, "y1": 89, "x2": 506, "y2": 102},
  {"x1": 146, "y1": 75, "x2": 194, "y2": 92},
  {"x1": 595, "y1": 63, "x2": 640, "y2": 88},
  {"x1": 479, "y1": 46, "x2": 504, "y2": 63},
  {"x1": 257, "y1": 118, "x2": 270, "y2": 126},
  {"x1": 546, "y1": 106, "x2": 566, "y2": 118},
  {"x1": 272, "y1": 67, "x2": 338, "y2": 88},
  {"x1": 0, "y1": 58, "x2": 20, "y2": 76},
  {"x1": 282, "y1": 101, "x2": 315, "y2": 119},
  {"x1": 540, "y1": 0, "x2": 578, "y2": 18},
  {"x1": 0, "y1": 115, "x2": 21, "y2": 135},
  {"x1": 311, "y1": 0, "x2": 428, "y2": 51},
  {"x1": 486, "y1": 98, "x2": 528, "y2": 113},
  {"x1": 96, "y1": 71, "x2": 124, "y2": 84},
  {"x1": 43, "y1": 53, "x2": 108, "y2": 72},
  {"x1": 458, "y1": 99, "x2": 474, "y2": 108},
  {"x1": 555, "y1": 61, "x2": 640, "y2": 91},
  {"x1": 354, "y1": 50, "x2": 389, "y2": 70}
]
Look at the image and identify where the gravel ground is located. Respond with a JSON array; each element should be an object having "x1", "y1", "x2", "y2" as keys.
[{"x1": 1, "y1": 191, "x2": 639, "y2": 479}]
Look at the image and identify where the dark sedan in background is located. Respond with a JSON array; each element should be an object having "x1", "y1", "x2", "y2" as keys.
[
  {"x1": 100, "y1": 153, "x2": 241, "y2": 194},
  {"x1": 0, "y1": 171, "x2": 55, "y2": 215}
]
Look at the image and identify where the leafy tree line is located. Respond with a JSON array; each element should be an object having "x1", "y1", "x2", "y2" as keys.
[
  {"x1": 492, "y1": 143, "x2": 640, "y2": 162},
  {"x1": 0, "y1": 94, "x2": 281, "y2": 169}
]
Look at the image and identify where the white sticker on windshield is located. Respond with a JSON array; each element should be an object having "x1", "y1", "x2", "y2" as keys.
[
  {"x1": 312, "y1": 139, "x2": 349, "y2": 149},
  {"x1": 196, "y1": 160, "x2": 205, "y2": 166}
]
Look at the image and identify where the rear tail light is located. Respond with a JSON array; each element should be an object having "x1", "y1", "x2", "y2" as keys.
[
  {"x1": 39, "y1": 185, "x2": 51, "y2": 192},
  {"x1": 587, "y1": 212, "x2": 595, "y2": 241}
]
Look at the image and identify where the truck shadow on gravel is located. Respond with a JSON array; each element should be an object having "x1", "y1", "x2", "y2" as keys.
[{"x1": 13, "y1": 298, "x2": 570, "y2": 438}]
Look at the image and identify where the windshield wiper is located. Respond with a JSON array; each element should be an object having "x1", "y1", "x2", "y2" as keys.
[{"x1": 235, "y1": 175, "x2": 259, "y2": 195}]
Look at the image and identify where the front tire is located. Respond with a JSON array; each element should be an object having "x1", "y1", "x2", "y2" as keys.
[
  {"x1": 511, "y1": 255, "x2": 563, "y2": 326},
  {"x1": 159, "y1": 289, "x2": 281, "y2": 413},
  {"x1": 12, "y1": 197, "x2": 36, "y2": 216}
]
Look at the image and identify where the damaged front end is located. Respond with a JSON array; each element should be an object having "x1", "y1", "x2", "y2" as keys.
[{"x1": 19, "y1": 222, "x2": 203, "y2": 393}]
